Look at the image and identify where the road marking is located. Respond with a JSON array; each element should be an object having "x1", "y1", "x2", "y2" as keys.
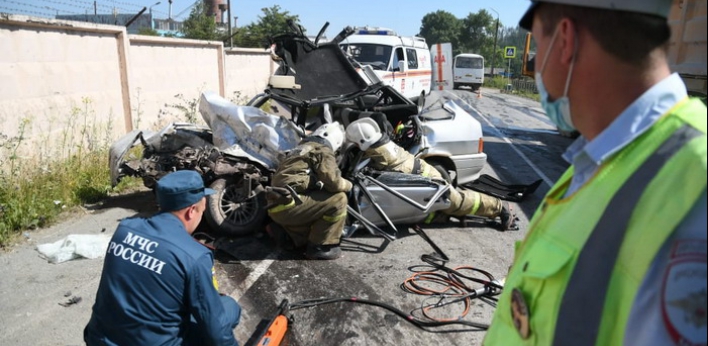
[
  {"x1": 505, "y1": 125, "x2": 558, "y2": 135},
  {"x1": 443, "y1": 90, "x2": 554, "y2": 187},
  {"x1": 228, "y1": 253, "x2": 277, "y2": 300},
  {"x1": 229, "y1": 91, "x2": 551, "y2": 298}
]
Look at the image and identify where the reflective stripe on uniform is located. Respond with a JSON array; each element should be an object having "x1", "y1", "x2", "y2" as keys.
[
  {"x1": 424, "y1": 212, "x2": 436, "y2": 224},
  {"x1": 421, "y1": 163, "x2": 432, "y2": 177},
  {"x1": 468, "y1": 191, "x2": 481, "y2": 215},
  {"x1": 322, "y1": 210, "x2": 347, "y2": 222},
  {"x1": 211, "y1": 266, "x2": 219, "y2": 291},
  {"x1": 553, "y1": 124, "x2": 703, "y2": 346},
  {"x1": 267, "y1": 199, "x2": 296, "y2": 213}
]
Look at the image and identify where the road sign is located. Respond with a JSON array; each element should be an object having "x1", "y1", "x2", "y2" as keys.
[{"x1": 505, "y1": 46, "x2": 516, "y2": 59}]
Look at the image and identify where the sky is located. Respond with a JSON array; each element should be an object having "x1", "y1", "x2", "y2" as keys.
[{"x1": 1, "y1": 0, "x2": 530, "y2": 37}]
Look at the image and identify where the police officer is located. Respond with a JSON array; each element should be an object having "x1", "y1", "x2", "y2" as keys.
[
  {"x1": 485, "y1": 1, "x2": 707, "y2": 345},
  {"x1": 345, "y1": 117, "x2": 516, "y2": 230},
  {"x1": 268, "y1": 122, "x2": 352, "y2": 260},
  {"x1": 84, "y1": 170, "x2": 241, "y2": 346}
]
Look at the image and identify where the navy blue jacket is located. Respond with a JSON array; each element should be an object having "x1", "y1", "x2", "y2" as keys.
[{"x1": 84, "y1": 213, "x2": 238, "y2": 346}]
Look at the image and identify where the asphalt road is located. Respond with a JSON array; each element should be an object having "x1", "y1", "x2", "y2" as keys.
[
  {"x1": 0, "y1": 87, "x2": 575, "y2": 346},
  {"x1": 216, "y1": 87, "x2": 575, "y2": 346}
]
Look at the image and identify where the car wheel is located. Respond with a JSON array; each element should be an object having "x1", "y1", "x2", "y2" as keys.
[{"x1": 205, "y1": 176, "x2": 266, "y2": 237}]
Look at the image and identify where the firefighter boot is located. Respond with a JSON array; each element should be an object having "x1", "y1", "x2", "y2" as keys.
[
  {"x1": 499, "y1": 202, "x2": 519, "y2": 231},
  {"x1": 305, "y1": 243, "x2": 342, "y2": 260}
]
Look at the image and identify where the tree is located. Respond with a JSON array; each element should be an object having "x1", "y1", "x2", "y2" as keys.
[
  {"x1": 181, "y1": 2, "x2": 220, "y2": 41},
  {"x1": 458, "y1": 10, "x2": 495, "y2": 58},
  {"x1": 498, "y1": 26, "x2": 531, "y2": 78},
  {"x1": 418, "y1": 11, "x2": 462, "y2": 54},
  {"x1": 233, "y1": 5, "x2": 301, "y2": 48},
  {"x1": 137, "y1": 27, "x2": 159, "y2": 36}
]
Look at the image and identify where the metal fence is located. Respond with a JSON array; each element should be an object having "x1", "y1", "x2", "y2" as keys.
[{"x1": 511, "y1": 79, "x2": 539, "y2": 94}]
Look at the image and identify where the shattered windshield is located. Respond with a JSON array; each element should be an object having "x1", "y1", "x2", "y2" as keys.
[{"x1": 340, "y1": 43, "x2": 392, "y2": 70}]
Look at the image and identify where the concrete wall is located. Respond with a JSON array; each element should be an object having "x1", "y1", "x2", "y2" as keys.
[
  {"x1": 225, "y1": 47, "x2": 275, "y2": 103},
  {"x1": 0, "y1": 14, "x2": 273, "y2": 161},
  {"x1": 127, "y1": 35, "x2": 225, "y2": 129}
]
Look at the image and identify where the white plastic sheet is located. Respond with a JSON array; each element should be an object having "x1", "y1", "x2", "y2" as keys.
[{"x1": 36, "y1": 234, "x2": 111, "y2": 264}]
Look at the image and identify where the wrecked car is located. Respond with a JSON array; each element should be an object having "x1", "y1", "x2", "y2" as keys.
[
  {"x1": 109, "y1": 22, "x2": 488, "y2": 237},
  {"x1": 109, "y1": 96, "x2": 302, "y2": 236}
]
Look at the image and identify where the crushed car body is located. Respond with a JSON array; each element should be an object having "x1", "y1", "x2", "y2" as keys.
[{"x1": 108, "y1": 22, "x2": 489, "y2": 237}]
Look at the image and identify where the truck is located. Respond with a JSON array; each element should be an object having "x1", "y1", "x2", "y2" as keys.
[
  {"x1": 430, "y1": 42, "x2": 453, "y2": 91},
  {"x1": 429, "y1": 44, "x2": 486, "y2": 92},
  {"x1": 668, "y1": 0, "x2": 707, "y2": 101},
  {"x1": 340, "y1": 27, "x2": 432, "y2": 103}
]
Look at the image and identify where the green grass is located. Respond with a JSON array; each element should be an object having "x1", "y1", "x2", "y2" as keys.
[
  {"x1": 0, "y1": 91, "x2": 255, "y2": 248},
  {"x1": 484, "y1": 76, "x2": 509, "y2": 89},
  {"x1": 0, "y1": 99, "x2": 140, "y2": 248},
  {"x1": 0, "y1": 150, "x2": 140, "y2": 247},
  {"x1": 484, "y1": 76, "x2": 541, "y2": 102}
]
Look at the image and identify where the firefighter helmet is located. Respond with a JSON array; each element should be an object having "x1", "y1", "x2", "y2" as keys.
[
  {"x1": 346, "y1": 118, "x2": 383, "y2": 151},
  {"x1": 311, "y1": 122, "x2": 346, "y2": 151}
]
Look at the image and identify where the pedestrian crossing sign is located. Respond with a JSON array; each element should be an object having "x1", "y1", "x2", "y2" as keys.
[{"x1": 505, "y1": 46, "x2": 516, "y2": 59}]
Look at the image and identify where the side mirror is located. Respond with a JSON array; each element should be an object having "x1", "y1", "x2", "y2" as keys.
[{"x1": 397, "y1": 61, "x2": 408, "y2": 73}]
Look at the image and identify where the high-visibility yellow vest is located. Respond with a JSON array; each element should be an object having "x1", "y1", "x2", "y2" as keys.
[{"x1": 484, "y1": 98, "x2": 707, "y2": 346}]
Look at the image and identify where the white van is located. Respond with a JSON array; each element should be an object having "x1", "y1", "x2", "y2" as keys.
[
  {"x1": 453, "y1": 53, "x2": 484, "y2": 91},
  {"x1": 340, "y1": 27, "x2": 432, "y2": 102}
]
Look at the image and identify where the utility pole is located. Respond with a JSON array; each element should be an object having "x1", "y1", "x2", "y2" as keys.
[
  {"x1": 227, "y1": 0, "x2": 232, "y2": 48},
  {"x1": 149, "y1": 2, "x2": 161, "y2": 30},
  {"x1": 489, "y1": 8, "x2": 500, "y2": 77}
]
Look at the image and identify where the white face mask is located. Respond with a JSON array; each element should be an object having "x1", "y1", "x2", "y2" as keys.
[{"x1": 535, "y1": 26, "x2": 578, "y2": 133}]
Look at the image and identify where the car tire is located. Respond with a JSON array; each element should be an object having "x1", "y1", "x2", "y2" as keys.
[
  {"x1": 427, "y1": 161, "x2": 453, "y2": 185},
  {"x1": 204, "y1": 176, "x2": 267, "y2": 237}
]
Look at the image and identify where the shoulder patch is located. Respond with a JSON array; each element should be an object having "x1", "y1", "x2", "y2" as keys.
[{"x1": 662, "y1": 239, "x2": 707, "y2": 346}]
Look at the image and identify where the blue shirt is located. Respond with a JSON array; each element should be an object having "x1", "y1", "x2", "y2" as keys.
[
  {"x1": 562, "y1": 73, "x2": 707, "y2": 345},
  {"x1": 84, "y1": 213, "x2": 238, "y2": 346},
  {"x1": 562, "y1": 73, "x2": 688, "y2": 195}
]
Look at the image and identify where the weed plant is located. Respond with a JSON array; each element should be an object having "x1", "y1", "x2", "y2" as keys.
[
  {"x1": 0, "y1": 98, "x2": 137, "y2": 248},
  {"x1": 0, "y1": 91, "x2": 256, "y2": 247},
  {"x1": 484, "y1": 76, "x2": 541, "y2": 102}
]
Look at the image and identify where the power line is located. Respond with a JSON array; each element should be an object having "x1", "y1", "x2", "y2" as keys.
[
  {"x1": 0, "y1": 0, "x2": 84, "y2": 15},
  {"x1": 0, "y1": 0, "x2": 185, "y2": 20},
  {"x1": 0, "y1": 5, "x2": 54, "y2": 17},
  {"x1": 174, "y1": 0, "x2": 199, "y2": 20}
]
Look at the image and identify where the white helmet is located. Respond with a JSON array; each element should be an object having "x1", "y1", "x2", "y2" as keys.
[
  {"x1": 346, "y1": 118, "x2": 382, "y2": 151},
  {"x1": 311, "y1": 122, "x2": 346, "y2": 151}
]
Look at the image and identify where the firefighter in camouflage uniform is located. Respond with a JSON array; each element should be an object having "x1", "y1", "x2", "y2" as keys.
[
  {"x1": 267, "y1": 122, "x2": 352, "y2": 260},
  {"x1": 345, "y1": 118, "x2": 516, "y2": 230}
]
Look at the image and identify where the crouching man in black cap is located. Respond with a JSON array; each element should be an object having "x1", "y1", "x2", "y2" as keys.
[{"x1": 84, "y1": 170, "x2": 241, "y2": 346}]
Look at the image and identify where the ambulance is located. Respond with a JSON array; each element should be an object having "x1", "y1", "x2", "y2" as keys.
[{"x1": 340, "y1": 27, "x2": 432, "y2": 102}]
